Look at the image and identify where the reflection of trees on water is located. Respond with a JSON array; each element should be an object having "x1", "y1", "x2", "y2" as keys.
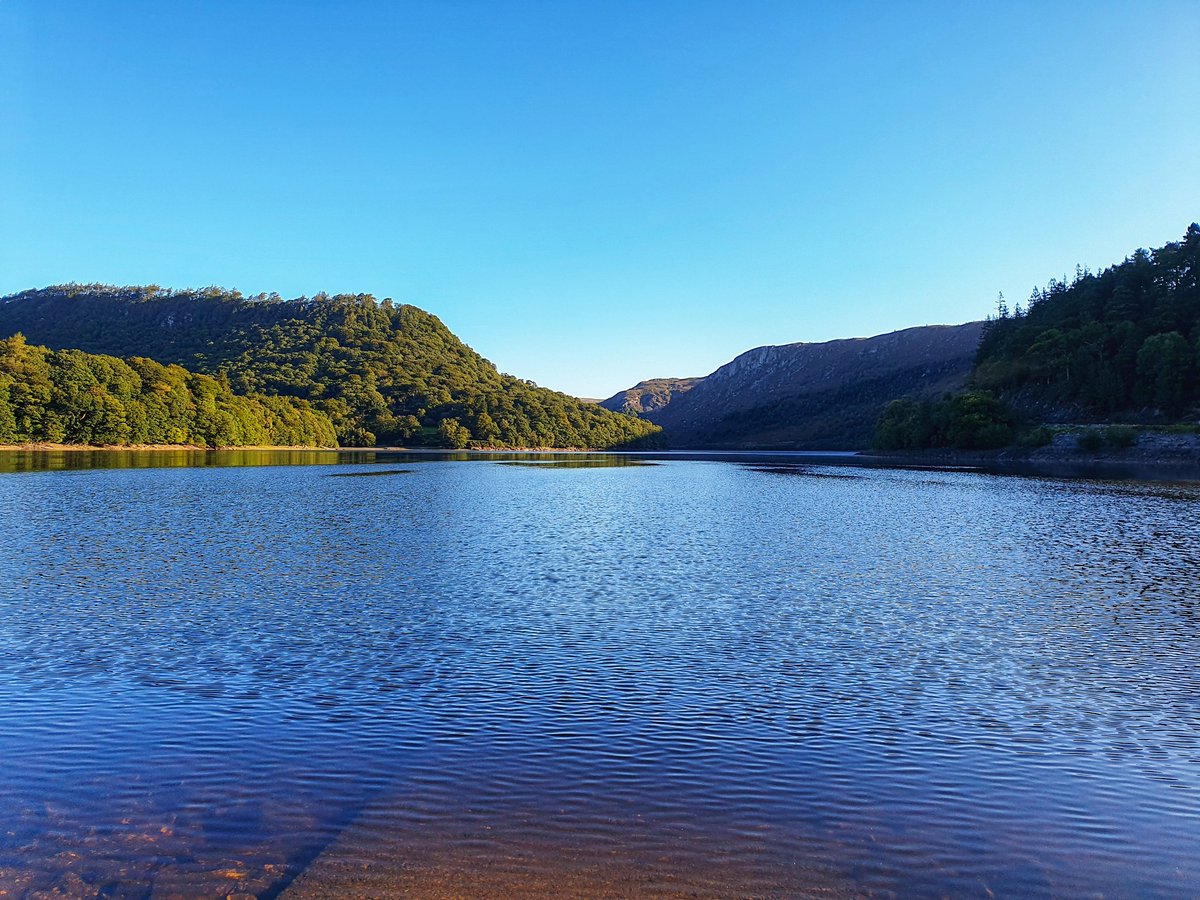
[{"x1": 0, "y1": 449, "x2": 666, "y2": 473}]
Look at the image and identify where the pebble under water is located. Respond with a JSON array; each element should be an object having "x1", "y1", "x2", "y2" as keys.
[{"x1": 1, "y1": 451, "x2": 1198, "y2": 897}]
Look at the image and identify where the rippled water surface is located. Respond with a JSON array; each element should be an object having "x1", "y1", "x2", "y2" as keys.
[{"x1": 1, "y1": 451, "x2": 1199, "y2": 898}]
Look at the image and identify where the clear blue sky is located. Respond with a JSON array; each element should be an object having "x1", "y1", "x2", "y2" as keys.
[{"x1": 2, "y1": 1, "x2": 1197, "y2": 398}]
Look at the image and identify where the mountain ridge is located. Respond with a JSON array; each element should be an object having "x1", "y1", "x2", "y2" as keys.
[
  {"x1": 611, "y1": 322, "x2": 986, "y2": 450},
  {"x1": 598, "y1": 377, "x2": 704, "y2": 416}
]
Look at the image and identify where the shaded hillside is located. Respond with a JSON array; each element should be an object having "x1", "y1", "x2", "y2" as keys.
[
  {"x1": 644, "y1": 322, "x2": 985, "y2": 449},
  {"x1": 974, "y1": 223, "x2": 1200, "y2": 420},
  {"x1": 0, "y1": 333, "x2": 336, "y2": 447},
  {"x1": 598, "y1": 377, "x2": 703, "y2": 415},
  {"x1": 0, "y1": 285, "x2": 661, "y2": 448}
]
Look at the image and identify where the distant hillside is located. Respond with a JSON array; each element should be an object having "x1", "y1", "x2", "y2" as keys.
[
  {"x1": 633, "y1": 322, "x2": 985, "y2": 450},
  {"x1": 0, "y1": 333, "x2": 336, "y2": 447},
  {"x1": 598, "y1": 377, "x2": 704, "y2": 415},
  {"x1": 0, "y1": 285, "x2": 661, "y2": 449}
]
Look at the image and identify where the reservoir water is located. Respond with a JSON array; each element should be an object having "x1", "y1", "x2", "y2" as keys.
[{"x1": 1, "y1": 451, "x2": 1198, "y2": 897}]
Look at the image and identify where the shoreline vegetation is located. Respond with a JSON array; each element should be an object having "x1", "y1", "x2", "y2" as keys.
[
  {"x1": 0, "y1": 333, "x2": 339, "y2": 448},
  {"x1": 872, "y1": 225, "x2": 1199, "y2": 454}
]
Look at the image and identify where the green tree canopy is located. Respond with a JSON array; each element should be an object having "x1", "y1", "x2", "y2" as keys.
[
  {"x1": 0, "y1": 334, "x2": 337, "y2": 447},
  {"x1": 0, "y1": 286, "x2": 662, "y2": 449},
  {"x1": 974, "y1": 223, "x2": 1200, "y2": 420}
]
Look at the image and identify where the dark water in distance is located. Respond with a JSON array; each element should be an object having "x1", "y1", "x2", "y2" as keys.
[{"x1": 1, "y1": 452, "x2": 1198, "y2": 897}]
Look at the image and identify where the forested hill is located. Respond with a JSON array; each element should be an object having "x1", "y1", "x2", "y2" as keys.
[
  {"x1": 0, "y1": 285, "x2": 661, "y2": 449},
  {"x1": 974, "y1": 223, "x2": 1200, "y2": 420},
  {"x1": 874, "y1": 224, "x2": 1200, "y2": 451},
  {"x1": 0, "y1": 334, "x2": 337, "y2": 447}
]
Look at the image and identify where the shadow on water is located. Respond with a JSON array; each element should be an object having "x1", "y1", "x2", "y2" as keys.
[
  {"x1": 743, "y1": 464, "x2": 864, "y2": 479},
  {"x1": 326, "y1": 469, "x2": 412, "y2": 478},
  {"x1": 496, "y1": 458, "x2": 660, "y2": 468}
]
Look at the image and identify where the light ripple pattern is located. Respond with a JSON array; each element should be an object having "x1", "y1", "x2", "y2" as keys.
[{"x1": 0, "y1": 452, "x2": 1197, "y2": 898}]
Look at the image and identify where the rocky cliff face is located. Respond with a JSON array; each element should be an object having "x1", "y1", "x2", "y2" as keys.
[
  {"x1": 598, "y1": 377, "x2": 704, "y2": 415},
  {"x1": 630, "y1": 322, "x2": 986, "y2": 449}
]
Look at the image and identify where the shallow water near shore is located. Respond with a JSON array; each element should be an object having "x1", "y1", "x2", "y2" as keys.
[{"x1": 2, "y1": 452, "x2": 1199, "y2": 897}]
